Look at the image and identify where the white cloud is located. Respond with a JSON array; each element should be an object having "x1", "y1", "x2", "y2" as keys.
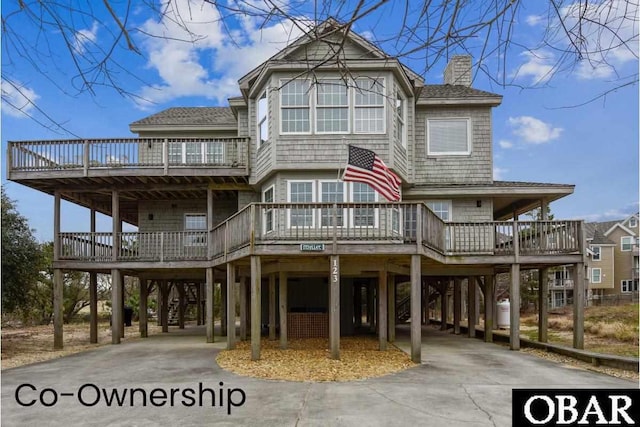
[
  {"x1": 525, "y1": 15, "x2": 544, "y2": 26},
  {"x1": 508, "y1": 116, "x2": 562, "y2": 144},
  {"x1": 514, "y1": 50, "x2": 555, "y2": 84},
  {"x1": 73, "y1": 21, "x2": 99, "y2": 54},
  {"x1": 493, "y1": 167, "x2": 508, "y2": 180},
  {"x1": 135, "y1": 0, "x2": 307, "y2": 108},
  {"x1": 498, "y1": 139, "x2": 513, "y2": 149},
  {"x1": 1, "y1": 79, "x2": 40, "y2": 118}
]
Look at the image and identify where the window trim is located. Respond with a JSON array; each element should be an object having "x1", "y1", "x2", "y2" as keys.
[
  {"x1": 353, "y1": 77, "x2": 386, "y2": 135},
  {"x1": 621, "y1": 279, "x2": 638, "y2": 293},
  {"x1": 168, "y1": 141, "x2": 225, "y2": 165},
  {"x1": 286, "y1": 180, "x2": 316, "y2": 228},
  {"x1": 621, "y1": 236, "x2": 633, "y2": 251},
  {"x1": 426, "y1": 117, "x2": 472, "y2": 156},
  {"x1": 592, "y1": 246, "x2": 601, "y2": 261},
  {"x1": 629, "y1": 217, "x2": 638, "y2": 228},
  {"x1": 279, "y1": 79, "x2": 312, "y2": 135},
  {"x1": 349, "y1": 181, "x2": 379, "y2": 228},
  {"x1": 591, "y1": 267, "x2": 602, "y2": 283},
  {"x1": 318, "y1": 180, "x2": 347, "y2": 228},
  {"x1": 184, "y1": 213, "x2": 207, "y2": 247},
  {"x1": 394, "y1": 88, "x2": 407, "y2": 149},
  {"x1": 426, "y1": 200, "x2": 453, "y2": 222},
  {"x1": 257, "y1": 89, "x2": 269, "y2": 147},
  {"x1": 262, "y1": 185, "x2": 275, "y2": 234},
  {"x1": 315, "y1": 79, "x2": 350, "y2": 135}
]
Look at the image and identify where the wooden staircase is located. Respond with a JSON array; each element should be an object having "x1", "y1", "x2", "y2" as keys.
[{"x1": 167, "y1": 284, "x2": 199, "y2": 325}]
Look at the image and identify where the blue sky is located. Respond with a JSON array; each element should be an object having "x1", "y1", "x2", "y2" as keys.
[{"x1": 2, "y1": 0, "x2": 638, "y2": 242}]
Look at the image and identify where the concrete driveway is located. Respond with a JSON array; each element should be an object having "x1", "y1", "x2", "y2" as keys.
[{"x1": 1, "y1": 325, "x2": 634, "y2": 427}]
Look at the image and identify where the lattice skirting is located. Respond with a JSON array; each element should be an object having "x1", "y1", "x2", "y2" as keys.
[{"x1": 287, "y1": 312, "x2": 328, "y2": 338}]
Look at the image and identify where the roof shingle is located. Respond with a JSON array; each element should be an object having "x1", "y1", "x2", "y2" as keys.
[
  {"x1": 419, "y1": 84, "x2": 501, "y2": 99},
  {"x1": 130, "y1": 107, "x2": 236, "y2": 127}
]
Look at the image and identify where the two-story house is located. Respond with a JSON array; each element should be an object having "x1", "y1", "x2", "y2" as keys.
[
  {"x1": 585, "y1": 213, "x2": 639, "y2": 303},
  {"x1": 6, "y1": 19, "x2": 586, "y2": 363}
]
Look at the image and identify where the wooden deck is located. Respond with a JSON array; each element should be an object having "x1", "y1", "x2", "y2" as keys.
[
  {"x1": 7, "y1": 137, "x2": 250, "y2": 179},
  {"x1": 55, "y1": 202, "x2": 584, "y2": 269}
]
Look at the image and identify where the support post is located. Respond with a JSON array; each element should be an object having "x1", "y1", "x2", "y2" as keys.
[
  {"x1": 221, "y1": 282, "x2": 227, "y2": 336},
  {"x1": 484, "y1": 275, "x2": 494, "y2": 343},
  {"x1": 89, "y1": 272, "x2": 98, "y2": 343},
  {"x1": 139, "y1": 279, "x2": 148, "y2": 338},
  {"x1": 378, "y1": 269, "x2": 388, "y2": 351},
  {"x1": 388, "y1": 274, "x2": 396, "y2": 342},
  {"x1": 410, "y1": 255, "x2": 422, "y2": 363},
  {"x1": 440, "y1": 283, "x2": 448, "y2": 331},
  {"x1": 573, "y1": 263, "x2": 585, "y2": 349},
  {"x1": 206, "y1": 268, "x2": 214, "y2": 343},
  {"x1": 227, "y1": 263, "x2": 236, "y2": 350},
  {"x1": 279, "y1": 271, "x2": 288, "y2": 349},
  {"x1": 354, "y1": 283, "x2": 362, "y2": 328},
  {"x1": 178, "y1": 283, "x2": 185, "y2": 329},
  {"x1": 250, "y1": 256, "x2": 261, "y2": 361},
  {"x1": 453, "y1": 278, "x2": 461, "y2": 335},
  {"x1": 467, "y1": 277, "x2": 476, "y2": 338},
  {"x1": 510, "y1": 264, "x2": 521, "y2": 350},
  {"x1": 269, "y1": 274, "x2": 276, "y2": 340},
  {"x1": 329, "y1": 255, "x2": 341, "y2": 359},
  {"x1": 111, "y1": 269, "x2": 121, "y2": 344},
  {"x1": 367, "y1": 283, "x2": 375, "y2": 331},
  {"x1": 196, "y1": 283, "x2": 202, "y2": 326},
  {"x1": 119, "y1": 273, "x2": 125, "y2": 338},
  {"x1": 161, "y1": 281, "x2": 169, "y2": 333},
  {"x1": 538, "y1": 267, "x2": 549, "y2": 342},
  {"x1": 239, "y1": 276, "x2": 248, "y2": 341},
  {"x1": 53, "y1": 268, "x2": 64, "y2": 349}
]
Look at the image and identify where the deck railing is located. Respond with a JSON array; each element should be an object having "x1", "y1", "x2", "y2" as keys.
[
  {"x1": 8, "y1": 137, "x2": 249, "y2": 174},
  {"x1": 57, "y1": 203, "x2": 583, "y2": 262}
]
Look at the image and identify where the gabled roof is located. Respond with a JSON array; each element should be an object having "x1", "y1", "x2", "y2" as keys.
[
  {"x1": 584, "y1": 221, "x2": 619, "y2": 240},
  {"x1": 129, "y1": 107, "x2": 237, "y2": 131},
  {"x1": 604, "y1": 222, "x2": 637, "y2": 237},
  {"x1": 590, "y1": 227, "x2": 616, "y2": 245}
]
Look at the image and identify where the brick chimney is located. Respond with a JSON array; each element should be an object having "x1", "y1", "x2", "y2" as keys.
[{"x1": 444, "y1": 55, "x2": 472, "y2": 86}]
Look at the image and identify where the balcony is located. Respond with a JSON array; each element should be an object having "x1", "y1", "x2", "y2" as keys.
[
  {"x1": 7, "y1": 137, "x2": 250, "y2": 179},
  {"x1": 549, "y1": 279, "x2": 574, "y2": 289},
  {"x1": 56, "y1": 203, "x2": 584, "y2": 266}
]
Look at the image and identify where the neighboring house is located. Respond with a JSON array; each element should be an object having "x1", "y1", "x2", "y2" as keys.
[
  {"x1": 585, "y1": 213, "x2": 640, "y2": 303},
  {"x1": 6, "y1": 19, "x2": 587, "y2": 361}
]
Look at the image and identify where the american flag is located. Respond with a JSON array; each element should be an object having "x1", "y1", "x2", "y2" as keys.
[{"x1": 342, "y1": 145, "x2": 401, "y2": 201}]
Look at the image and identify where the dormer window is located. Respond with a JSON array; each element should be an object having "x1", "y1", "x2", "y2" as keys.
[
  {"x1": 629, "y1": 217, "x2": 638, "y2": 228},
  {"x1": 257, "y1": 90, "x2": 269, "y2": 146}
]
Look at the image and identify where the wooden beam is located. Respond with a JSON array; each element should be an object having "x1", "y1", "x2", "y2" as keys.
[
  {"x1": 440, "y1": 281, "x2": 448, "y2": 331},
  {"x1": 251, "y1": 256, "x2": 261, "y2": 361},
  {"x1": 538, "y1": 267, "x2": 549, "y2": 343},
  {"x1": 279, "y1": 271, "x2": 288, "y2": 350},
  {"x1": 410, "y1": 255, "x2": 422, "y2": 363},
  {"x1": 111, "y1": 269, "x2": 122, "y2": 344},
  {"x1": 453, "y1": 278, "x2": 461, "y2": 335},
  {"x1": 178, "y1": 284, "x2": 185, "y2": 330},
  {"x1": 206, "y1": 268, "x2": 214, "y2": 343},
  {"x1": 510, "y1": 264, "x2": 520, "y2": 350},
  {"x1": 387, "y1": 274, "x2": 395, "y2": 343},
  {"x1": 467, "y1": 277, "x2": 476, "y2": 338},
  {"x1": 329, "y1": 255, "x2": 341, "y2": 360},
  {"x1": 139, "y1": 278, "x2": 148, "y2": 338},
  {"x1": 227, "y1": 263, "x2": 236, "y2": 350},
  {"x1": 161, "y1": 280, "x2": 169, "y2": 333},
  {"x1": 89, "y1": 272, "x2": 98, "y2": 343},
  {"x1": 573, "y1": 263, "x2": 585, "y2": 349},
  {"x1": 378, "y1": 269, "x2": 388, "y2": 351},
  {"x1": 269, "y1": 274, "x2": 276, "y2": 340},
  {"x1": 484, "y1": 275, "x2": 494, "y2": 343},
  {"x1": 239, "y1": 276, "x2": 248, "y2": 341},
  {"x1": 53, "y1": 268, "x2": 64, "y2": 349}
]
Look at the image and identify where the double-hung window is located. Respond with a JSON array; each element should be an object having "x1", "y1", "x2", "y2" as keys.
[
  {"x1": 427, "y1": 118, "x2": 471, "y2": 155},
  {"x1": 263, "y1": 186, "x2": 274, "y2": 233},
  {"x1": 281, "y1": 80, "x2": 310, "y2": 133},
  {"x1": 257, "y1": 90, "x2": 269, "y2": 146},
  {"x1": 287, "y1": 181, "x2": 314, "y2": 227},
  {"x1": 184, "y1": 214, "x2": 207, "y2": 246},
  {"x1": 592, "y1": 246, "x2": 601, "y2": 261},
  {"x1": 621, "y1": 236, "x2": 633, "y2": 251},
  {"x1": 354, "y1": 78, "x2": 385, "y2": 133},
  {"x1": 320, "y1": 181, "x2": 345, "y2": 227},
  {"x1": 351, "y1": 182, "x2": 378, "y2": 227},
  {"x1": 591, "y1": 268, "x2": 602, "y2": 283},
  {"x1": 168, "y1": 141, "x2": 224, "y2": 165},
  {"x1": 394, "y1": 90, "x2": 406, "y2": 148},
  {"x1": 316, "y1": 80, "x2": 348, "y2": 133},
  {"x1": 621, "y1": 279, "x2": 638, "y2": 292}
]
